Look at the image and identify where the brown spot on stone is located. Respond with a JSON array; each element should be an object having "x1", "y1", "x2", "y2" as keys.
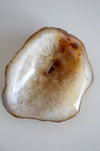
[
  {"x1": 67, "y1": 38, "x2": 71, "y2": 41},
  {"x1": 48, "y1": 59, "x2": 61, "y2": 74},
  {"x1": 71, "y1": 43, "x2": 79, "y2": 49},
  {"x1": 42, "y1": 70, "x2": 47, "y2": 76}
]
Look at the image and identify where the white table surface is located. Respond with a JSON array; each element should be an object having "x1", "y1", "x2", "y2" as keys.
[{"x1": 0, "y1": 0, "x2": 99, "y2": 151}]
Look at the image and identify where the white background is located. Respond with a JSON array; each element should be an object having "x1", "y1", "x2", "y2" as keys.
[{"x1": 0, "y1": 0, "x2": 99, "y2": 151}]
